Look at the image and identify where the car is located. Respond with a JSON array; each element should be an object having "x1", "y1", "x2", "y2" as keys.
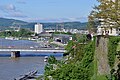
[
  {"x1": 55, "y1": 47, "x2": 59, "y2": 49},
  {"x1": 30, "y1": 46, "x2": 34, "y2": 48},
  {"x1": 8, "y1": 46, "x2": 14, "y2": 48}
]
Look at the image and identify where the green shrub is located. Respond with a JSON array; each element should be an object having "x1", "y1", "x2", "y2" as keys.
[{"x1": 108, "y1": 36, "x2": 120, "y2": 67}]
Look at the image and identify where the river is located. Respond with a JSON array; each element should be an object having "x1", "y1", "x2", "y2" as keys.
[{"x1": 0, "y1": 38, "x2": 63, "y2": 80}]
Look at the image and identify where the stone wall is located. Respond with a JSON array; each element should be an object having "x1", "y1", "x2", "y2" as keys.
[{"x1": 95, "y1": 36, "x2": 110, "y2": 75}]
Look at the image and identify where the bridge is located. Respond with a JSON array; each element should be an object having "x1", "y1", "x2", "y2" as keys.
[
  {"x1": 0, "y1": 47, "x2": 66, "y2": 58},
  {"x1": 0, "y1": 38, "x2": 66, "y2": 58}
]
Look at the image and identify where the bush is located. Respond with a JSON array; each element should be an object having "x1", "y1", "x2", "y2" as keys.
[{"x1": 108, "y1": 36, "x2": 120, "y2": 67}]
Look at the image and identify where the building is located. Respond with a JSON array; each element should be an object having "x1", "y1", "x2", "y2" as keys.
[
  {"x1": 34, "y1": 23, "x2": 43, "y2": 34},
  {"x1": 53, "y1": 34, "x2": 72, "y2": 44},
  {"x1": 96, "y1": 0, "x2": 120, "y2": 36},
  {"x1": 38, "y1": 32, "x2": 53, "y2": 41},
  {"x1": 97, "y1": 25, "x2": 120, "y2": 36}
]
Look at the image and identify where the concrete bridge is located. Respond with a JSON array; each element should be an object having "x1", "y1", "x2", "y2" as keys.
[{"x1": 0, "y1": 47, "x2": 66, "y2": 58}]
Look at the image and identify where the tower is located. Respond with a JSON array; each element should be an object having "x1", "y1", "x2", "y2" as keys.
[{"x1": 34, "y1": 23, "x2": 43, "y2": 34}]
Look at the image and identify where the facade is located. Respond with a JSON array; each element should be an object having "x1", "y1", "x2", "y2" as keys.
[
  {"x1": 38, "y1": 32, "x2": 53, "y2": 41},
  {"x1": 97, "y1": 26, "x2": 120, "y2": 36},
  {"x1": 53, "y1": 34, "x2": 72, "y2": 44},
  {"x1": 34, "y1": 23, "x2": 43, "y2": 34},
  {"x1": 97, "y1": 0, "x2": 120, "y2": 36}
]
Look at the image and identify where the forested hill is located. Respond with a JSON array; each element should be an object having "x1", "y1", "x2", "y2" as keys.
[
  {"x1": 0, "y1": 18, "x2": 88, "y2": 30},
  {"x1": 43, "y1": 22, "x2": 88, "y2": 29},
  {"x1": 0, "y1": 18, "x2": 27, "y2": 27}
]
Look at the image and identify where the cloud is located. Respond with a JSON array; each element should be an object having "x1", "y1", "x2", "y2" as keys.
[
  {"x1": 17, "y1": 1, "x2": 26, "y2": 4},
  {"x1": 5, "y1": 4, "x2": 16, "y2": 11},
  {"x1": 0, "y1": 4, "x2": 27, "y2": 18},
  {"x1": 0, "y1": 14, "x2": 3, "y2": 17},
  {"x1": 0, "y1": 4, "x2": 16, "y2": 13},
  {"x1": 6, "y1": 12, "x2": 27, "y2": 18}
]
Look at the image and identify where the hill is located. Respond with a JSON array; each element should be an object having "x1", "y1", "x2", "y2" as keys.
[
  {"x1": 43, "y1": 22, "x2": 88, "y2": 30},
  {"x1": 0, "y1": 18, "x2": 88, "y2": 30}
]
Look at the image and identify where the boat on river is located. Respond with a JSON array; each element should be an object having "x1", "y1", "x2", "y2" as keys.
[
  {"x1": 5, "y1": 37, "x2": 19, "y2": 40},
  {"x1": 14, "y1": 70, "x2": 37, "y2": 80},
  {"x1": 44, "y1": 56, "x2": 48, "y2": 62}
]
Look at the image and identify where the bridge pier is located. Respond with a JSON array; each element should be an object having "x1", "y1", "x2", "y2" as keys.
[{"x1": 11, "y1": 51, "x2": 20, "y2": 58}]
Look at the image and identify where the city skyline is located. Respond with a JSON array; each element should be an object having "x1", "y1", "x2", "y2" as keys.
[{"x1": 0, "y1": 0, "x2": 98, "y2": 22}]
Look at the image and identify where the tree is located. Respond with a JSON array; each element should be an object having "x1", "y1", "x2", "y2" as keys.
[
  {"x1": 14, "y1": 28, "x2": 32, "y2": 37},
  {"x1": 44, "y1": 41, "x2": 95, "y2": 80},
  {"x1": 88, "y1": 0, "x2": 120, "y2": 31},
  {"x1": 88, "y1": 11, "x2": 99, "y2": 33},
  {"x1": 47, "y1": 55, "x2": 57, "y2": 64}
]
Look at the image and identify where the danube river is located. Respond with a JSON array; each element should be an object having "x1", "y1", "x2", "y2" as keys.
[{"x1": 0, "y1": 38, "x2": 63, "y2": 80}]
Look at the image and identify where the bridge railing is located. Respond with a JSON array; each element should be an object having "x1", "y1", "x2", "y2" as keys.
[{"x1": 0, "y1": 46, "x2": 65, "y2": 50}]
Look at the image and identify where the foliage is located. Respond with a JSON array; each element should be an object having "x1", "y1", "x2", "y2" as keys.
[
  {"x1": 64, "y1": 34, "x2": 87, "y2": 57},
  {"x1": 77, "y1": 34, "x2": 87, "y2": 43},
  {"x1": 44, "y1": 56, "x2": 61, "y2": 80},
  {"x1": 47, "y1": 55, "x2": 57, "y2": 64},
  {"x1": 0, "y1": 18, "x2": 27, "y2": 29},
  {"x1": 44, "y1": 39, "x2": 95, "y2": 80},
  {"x1": 110, "y1": 37, "x2": 120, "y2": 80},
  {"x1": 64, "y1": 40, "x2": 75, "y2": 56},
  {"x1": 43, "y1": 22, "x2": 88, "y2": 30},
  {"x1": 53, "y1": 31, "x2": 72, "y2": 35},
  {"x1": 88, "y1": 0, "x2": 120, "y2": 32},
  {"x1": 0, "y1": 28, "x2": 33, "y2": 38},
  {"x1": 87, "y1": 16, "x2": 98, "y2": 33},
  {"x1": 95, "y1": 75, "x2": 108, "y2": 80},
  {"x1": 108, "y1": 36, "x2": 120, "y2": 68},
  {"x1": 115, "y1": 63, "x2": 120, "y2": 80}
]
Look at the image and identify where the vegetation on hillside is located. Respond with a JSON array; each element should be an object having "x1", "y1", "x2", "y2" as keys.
[
  {"x1": 53, "y1": 31, "x2": 72, "y2": 35},
  {"x1": 108, "y1": 36, "x2": 120, "y2": 80},
  {"x1": 43, "y1": 35, "x2": 120, "y2": 80},
  {"x1": 108, "y1": 36, "x2": 120, "y2": 68},
  {"x1": 43, "y1": 22, "x2": 88, "y2": 30},
  {"x1": 44, "y1": 34, "x2": 96, "y2": 80},
  {"x1": 0, "y1": 18, "x2": 87, "y2": 30},
  {"x1": 0, "y1": 28, "x2": 33, "y2": 38}
]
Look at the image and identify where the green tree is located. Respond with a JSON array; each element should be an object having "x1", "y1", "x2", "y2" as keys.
[
  {"x1": 44, "y1": 40, "x2": 95, "y2": 80},
  {"x1": 88, "y1": 0, "x2": 120, "y2": 32},
  {"x1": 47, "y1": 55, "x2": 57, "y2": 64}
]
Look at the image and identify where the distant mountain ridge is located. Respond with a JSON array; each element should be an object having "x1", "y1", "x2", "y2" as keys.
[
  {"x1": 0, "y1": 18, "x2": 88, "y2": 30},
  {"x1": 0, "y1": 18, "x2": 27, "y2": 26}
]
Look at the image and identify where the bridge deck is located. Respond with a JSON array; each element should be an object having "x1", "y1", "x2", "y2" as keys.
[{"x1": 0, "y1": 48, "x2": 66, "y2": 53}]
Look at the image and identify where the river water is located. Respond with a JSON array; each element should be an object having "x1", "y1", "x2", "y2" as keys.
[{"x1": 0, "y1": 38, "x2": 63, "y2": 80}]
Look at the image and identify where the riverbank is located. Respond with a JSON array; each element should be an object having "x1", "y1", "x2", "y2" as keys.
[{"x1": 0, "y1": 38, "x2": 63, "y2": 80}]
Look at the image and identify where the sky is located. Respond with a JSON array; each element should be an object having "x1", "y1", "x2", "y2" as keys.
[{"x1": 0, "y1": 0, "x2": 98, "y2": 22}]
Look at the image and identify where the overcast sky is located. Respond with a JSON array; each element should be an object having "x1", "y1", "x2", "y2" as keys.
[{"x1": 0, "y1": 0, "x2": 98, "y2": 22}]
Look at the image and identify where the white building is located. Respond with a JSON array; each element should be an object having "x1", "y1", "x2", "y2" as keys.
[
  {"x1": 97, "y1": 25, "x2": 120, "y2": 36},
  {"x1": 34, "y1": 23, "x2": 43, "y2": 34},
  {"x1": 96, "y1": 0, "x2": 120, "y2": 36},
  {"x1": 97, "y1": 18, "x2": 120, "y2": 36}
]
